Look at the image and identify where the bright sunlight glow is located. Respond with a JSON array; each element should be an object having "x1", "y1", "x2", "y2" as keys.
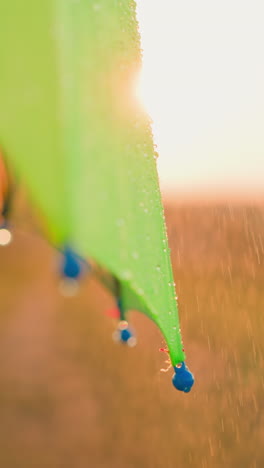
[{"x1": 136, "y1": 0, "x2": 264, "y2": 197}]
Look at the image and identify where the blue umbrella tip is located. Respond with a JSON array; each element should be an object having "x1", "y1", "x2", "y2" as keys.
[
  {"x1": 172, "y1": 362, "x2": 194, "y2": 393},
  {"x1": 113, "y1": 321, "x2": 137, "y2": 347},
  {"x1": 61, "y1": 247, "x2": 83, "y2": 279}
]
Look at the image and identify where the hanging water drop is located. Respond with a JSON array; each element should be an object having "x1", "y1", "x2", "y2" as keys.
[{"x1": 0, "y1": 227, "x2": 12, "y2": 246}]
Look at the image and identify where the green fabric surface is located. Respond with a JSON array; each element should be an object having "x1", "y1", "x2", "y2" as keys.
[{"x1": 0, "y1": 0, "x2": 185, "y2": 365}]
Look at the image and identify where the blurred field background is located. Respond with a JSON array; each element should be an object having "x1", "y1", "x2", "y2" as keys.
[{"x1": 0, "y1": 196, "x2": 264, "y2": 467}]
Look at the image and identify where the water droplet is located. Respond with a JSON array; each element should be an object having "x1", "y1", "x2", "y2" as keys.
[
  {"x1": 59, "y1": 278, "x2": 79, "y2": 297},
  {"x1": 0, "y1": 228, "x2": 12, "y2": 246},
  {"x1": 116, "y1": 218, "x2": 125, "y2": 227},
  {"x1": 132, "y1": 251, "x2": 139, "y2": 260},
  {"x1": 127, "y1": 336, "x2": 137, "y2": 347},
  {"x1": 112, "y1": 331, "x2": 120, "y2": 343},
  {"x1": 118, "y1": 321, "x2": 129, "y2": 331},
  {"x1": 122, "y1": 270, "x2": 132, "y2": 280}
]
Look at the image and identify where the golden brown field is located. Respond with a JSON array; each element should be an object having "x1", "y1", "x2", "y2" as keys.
[{"x1": 0, "y1": 200, "x2": 264, "y2": 468}]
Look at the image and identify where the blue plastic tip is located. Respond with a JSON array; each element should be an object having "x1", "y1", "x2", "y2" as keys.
[
  {"x1": 113, "y1": 322, "x2": 137, "y2": 347},
  {"x1": 120, "y1": 328, "x2": 133, "y2": 343},
  {"x1": 61, "y1": 247, "x2": 83, "y2": 279},
  {"x1": 172, "y1": 362, "x2": 194, "y2": 393}
]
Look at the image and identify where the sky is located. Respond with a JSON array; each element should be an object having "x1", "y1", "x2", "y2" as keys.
[{"x1": 136, "y1": 0, "x2": 264, "y2": 197}]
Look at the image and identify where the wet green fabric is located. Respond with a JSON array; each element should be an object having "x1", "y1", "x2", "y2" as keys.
[{"x1": 0, "y1": 0, "x2": 185, "y2": 365}]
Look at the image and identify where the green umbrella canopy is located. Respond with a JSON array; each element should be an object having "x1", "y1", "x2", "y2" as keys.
[{"x1": 0, "y1": 0, "x2": 193, "y2": 389}]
